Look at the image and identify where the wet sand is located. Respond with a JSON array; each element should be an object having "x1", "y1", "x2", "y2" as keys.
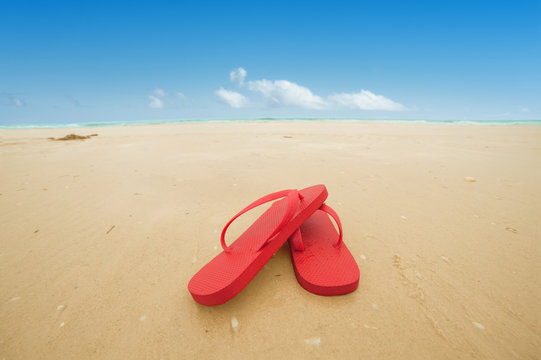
[{"x1": 1, "y1": 121, "x2": 540, "y2": 359}]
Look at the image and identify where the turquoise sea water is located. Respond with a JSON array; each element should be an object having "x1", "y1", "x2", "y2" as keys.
[{"x1": 1, "y1": 118, "x2": 540, "y2": 129}]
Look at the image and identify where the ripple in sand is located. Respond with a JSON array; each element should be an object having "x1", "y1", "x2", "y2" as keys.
[{"x1": 304, "y1": 337, "x2": 320, "y2": 346}]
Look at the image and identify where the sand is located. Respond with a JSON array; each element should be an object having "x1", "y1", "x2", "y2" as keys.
[{"x1": 0, "y1": 121, "x2": 540, "y2": 359}]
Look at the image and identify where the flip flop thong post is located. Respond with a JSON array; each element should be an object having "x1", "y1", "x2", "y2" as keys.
[
  {"x1": 288, "y1": 204, "x2": 359, "y2": 296},
  {"x1": 188, "y1": 185, "x2": 328, "y2": 306}
]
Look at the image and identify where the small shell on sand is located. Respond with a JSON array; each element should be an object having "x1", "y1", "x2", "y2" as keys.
[
  {"x1": 231, "y1": 317, "x2": 239, "y2": 330},
  {"x1": 8, "y1": 297, "x2": 20, "y2": 302},
  {"x1": 139, "y1": 315, "x2": 147, "y2": 322},
  {"x1": 464, "y1": 177, "x2": 477, "y2": 182},
  {"x1": 59, "y1": 322, "x2": 65, "y2": 327},
  {"x1": 57, "y1": 305, "x2": 65, "y2": 311},
  {"x1": 400, "y1": 215, "x2": 407, "y2": 220},
  {"x1": 473, "y1": 322, "x2": 485, "y2": 330},
  {"x1": 441, "y1": 256, "x2": 451, "y2": 264},
  {"x1": 304, "y1": 337, "x2": 321, "y2": 346},
  {"x1": 359, "y1": 254, "x2": 367, "y2": 261}
]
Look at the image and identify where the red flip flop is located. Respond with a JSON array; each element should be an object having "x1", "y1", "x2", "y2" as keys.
[
  {"x1": 188, "y1": 185, "x2": 328, "y2": 306},
  {"x1": 288, "y1": 204, "x2": 359, "y2": 296}
]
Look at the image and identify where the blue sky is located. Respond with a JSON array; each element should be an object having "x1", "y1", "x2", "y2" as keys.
[{"x1": 1, "y1": 0, "x2": 540, "y2": 125}]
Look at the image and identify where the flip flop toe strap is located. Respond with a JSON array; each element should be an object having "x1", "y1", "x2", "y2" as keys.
[
  {"x1": 290, "y1": 203, "x2": 343, "y2": 251},
  {"x1": 221, "y1": 189, "x2": 301, "y2": 252},
  {"x1": 319, "y1": 204, "x2": 343, "y2": 248},
  {"x1": 290, "y1": 228, "x2": 304, "y2": 251}
]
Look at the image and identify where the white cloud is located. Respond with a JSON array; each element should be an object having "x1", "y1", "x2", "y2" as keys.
[
  {"x1": 176, "y1": 91, "x2": 186, "y2": 99},
  {"x1": 230, "y1": 67, "x2": 247, "y2": 86},
  {"x1": 519, "y1": 107, "x2": 530, "y2": 113},
  {"x1": 1, "y1": 93, "x2": 26, "y2": 107},
  {"x1": 13, "y1": 97, "x2": 26, "y2": 107},
  {"x1": 247, "y1": 79, "x2": 327, "y2": 109},
  {"x1": 154, "y1": 88, "x2": 166, "y2": 97},
  {"x1": 148, "y1": 95, "x2": 164, "y2": 108},
  {"x1": 216, "y1": 68, "x2": 406, "y2": 112},
  {"x1": 328, "y1": 90, "x2": 405, "y2": 111},
  {"x1": 215, "y1": 88, "x2": 249, "y2": 108}
]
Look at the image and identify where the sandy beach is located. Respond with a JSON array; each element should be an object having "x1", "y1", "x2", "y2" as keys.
[{"x1": 0, "y1": 121, "x2": 540, "y2": 359}]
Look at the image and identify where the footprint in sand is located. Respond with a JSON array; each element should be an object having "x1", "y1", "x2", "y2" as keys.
[{"x1": 392, "y1": 254, "x2": 401, "y2": 268}]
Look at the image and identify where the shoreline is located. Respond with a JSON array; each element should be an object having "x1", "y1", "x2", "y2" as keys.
[
  {"x1": 2, "y1": 118, "x2": 541, "y2": 130},
  {"x1": 2, "y1": 120, "x2": 541, "y2": 139}
]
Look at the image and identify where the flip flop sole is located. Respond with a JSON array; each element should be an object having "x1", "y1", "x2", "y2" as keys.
[
  {"x1": 188, "y1": 185, "x2": 328, "y2": 306},
  {"x1": 289, "y1": 210, "x2": 359, "y2": 296}
]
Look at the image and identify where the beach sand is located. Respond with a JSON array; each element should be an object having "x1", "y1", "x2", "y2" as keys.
[{"x1": 1, "y1": 121, "x2": 540, "y2": 359}]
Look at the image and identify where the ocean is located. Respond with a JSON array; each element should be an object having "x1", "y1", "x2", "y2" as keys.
[{"x1": 1, "y1": 118, "x2": 540, "y2": 129}]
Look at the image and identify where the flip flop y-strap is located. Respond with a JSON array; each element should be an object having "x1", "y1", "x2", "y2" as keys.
[
  {"x1": 290, "y1": 203, "x2": 343, "y2": 251},
  {"x1": 221, "y1": 189, "x2": 302, "y2": 252}
]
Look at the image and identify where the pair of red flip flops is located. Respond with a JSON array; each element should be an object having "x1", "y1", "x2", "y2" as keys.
[{"x1": 188, "y1": 185, "x2": 359, "y2": 306}]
